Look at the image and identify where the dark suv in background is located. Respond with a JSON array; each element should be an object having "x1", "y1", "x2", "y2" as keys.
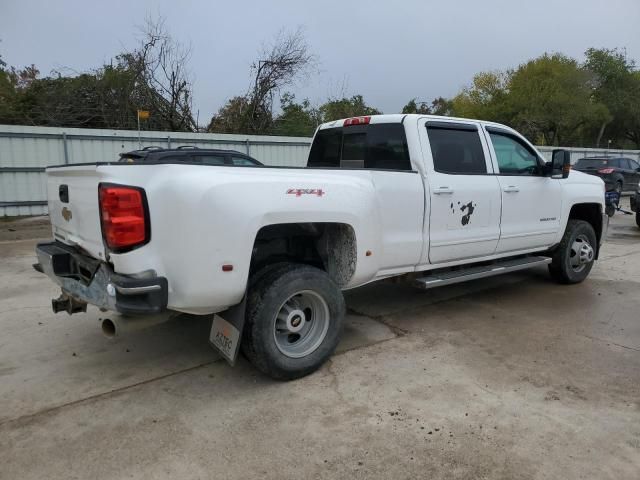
[
  {"x1": 118, "y1": 146, "x2": 263, "y2": 166},
  {"x1": 573, "y1": 157, "x2": 640, "y2": 193}
]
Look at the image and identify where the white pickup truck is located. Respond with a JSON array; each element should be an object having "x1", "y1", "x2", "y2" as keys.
[{"x1": 35, "y1": 114, "x2": 607, "y2": 379}]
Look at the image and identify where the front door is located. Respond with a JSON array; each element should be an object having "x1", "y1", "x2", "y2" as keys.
[
  {"x1": 420, "y1": 120, "x2": 502, "y2": 264},
  {"x1": 484, "y1": 127, "x2": 562, "y2": 253}
]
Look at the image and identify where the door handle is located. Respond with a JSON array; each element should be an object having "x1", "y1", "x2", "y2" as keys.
[
  {"x1": 433, "y1": 186, "x2": 454, "y2": 195},
  {"x1": 503, "y1": 186, "x2": 519, "y2": 193}
]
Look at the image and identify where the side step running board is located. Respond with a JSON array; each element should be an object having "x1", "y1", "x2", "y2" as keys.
[{"x1": 414, "y1": 256, "x2": 552, "y2": 290}]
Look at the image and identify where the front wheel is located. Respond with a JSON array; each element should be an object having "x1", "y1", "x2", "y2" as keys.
[
  {"x1": 242, "y1": 264, "x2": 345, "y2": 380},
  {"x1": 548, "y1": 219, "x2": 597, "y2": 284}
]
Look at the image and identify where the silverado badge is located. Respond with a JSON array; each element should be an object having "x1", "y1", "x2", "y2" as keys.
[{"x1": 61, "y1": 207, "x2": 72, "y2": 222}]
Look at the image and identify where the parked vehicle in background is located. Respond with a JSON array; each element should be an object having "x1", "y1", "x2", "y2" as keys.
[
  {"x1": 119, "y1": 146, "x2": 263, "y2": 166},
  {"x1": 605, "y1": 189, "x2": 620, "y2": 217},
  {"x1": 34, "y1": 114, "x2": 608, "y2": 380},
  {"x1": 630, "y1": 187, "x2": 640, "y2": 227},
  {"x1": 573, "y1": 157, "x2": 640, "y2": 193}
]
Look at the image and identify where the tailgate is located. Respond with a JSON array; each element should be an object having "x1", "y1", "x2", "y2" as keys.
[{"x1": 47, "y1": 165, "x2": 106, "y2": 259}]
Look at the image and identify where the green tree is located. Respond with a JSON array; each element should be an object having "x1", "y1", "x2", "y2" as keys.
[
  {"x1": 450, "y1": 71, "x2": 511, "y2": 122},
  {"x1": 585, "y1": 48, "x2": 640, "y2": 148},
  {"x1": 401, "y1": 98, "x2": 431, "y2": 114},
  {"x1": 401, "y1": 96, "x2": 453, "y2": 116},
  {"x1": 0, "y1": 17, "x2": 197, "y2": 131},
  {"x1": 0, "y1": 52, "x2": 16, "y2": 124},
  {"x1": 430, "y1": 96, "x2": 454, "y2": 116},
  {"x1": 507, "y1": 54, "x2": 610, "y2": 146},
  {"x1": 319, "y1": 95, "x2": 381, "y2": 122},
  {"x1": 207, "y1": 95, "x2": 255, "y2": 134},
  {"x1": 273, "y1": 93, "x2": 321, "y2": 136}
]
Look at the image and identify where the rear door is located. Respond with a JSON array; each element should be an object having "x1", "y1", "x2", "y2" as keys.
[
  {"x1": 419, "y1": 119, "x2": 502, "y2": 264},
  {"x1": 484, "y1": 127, "x2": 562, "y2": 253},
  {"x1": 308, "y1": 122, "x2": 424, "y2": 271}
]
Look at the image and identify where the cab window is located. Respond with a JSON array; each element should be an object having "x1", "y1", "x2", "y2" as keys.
[
  {"x1": 308, "y1": 124, "x2": 411, "y2": 171},
  {"x1": 426, "y1": 124, "x2": 487, "y2": 174},
  {"x1": 488, "y1": 132, "x2": 541, "y2": 175}
]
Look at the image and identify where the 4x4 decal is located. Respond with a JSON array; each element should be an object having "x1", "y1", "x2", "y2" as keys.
[{"x1": 287, "y1": 188, "x2": 325, "y2": 197}]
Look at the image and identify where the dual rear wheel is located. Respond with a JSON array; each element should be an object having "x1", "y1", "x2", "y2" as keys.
[{"x1": 242, "y1": 263, "x2": 345, "y2": 380}]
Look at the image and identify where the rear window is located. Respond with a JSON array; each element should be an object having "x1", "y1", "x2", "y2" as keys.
[
  {"x1": 308, "y1": 124, "x2": 411, "y2": 170},
  {"x1": 575, "y1": 158, "x2": 613, "y2": 168}
]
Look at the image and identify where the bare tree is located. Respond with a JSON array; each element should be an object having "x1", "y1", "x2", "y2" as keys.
[
  {"x1": 247, "y1": 28, "x2": 315, "y2": 133},
  {"x1": 121, "y1": 16, "x2": 196, "y2": 131}
]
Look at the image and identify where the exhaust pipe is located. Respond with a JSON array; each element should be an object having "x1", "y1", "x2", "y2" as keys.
[{"x1": 101, "y1": 313, "x2": 177, "y2": 338}]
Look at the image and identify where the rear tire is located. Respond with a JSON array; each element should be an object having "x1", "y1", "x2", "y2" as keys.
[
  {"x1": 242, "y1": 263, "x2": 345, "y2": 380},
  {"x1": 636, "y1": 212, "x2": 640, "y2": 228},
  {"x1": 548, "y1": 219, "x2": 597, "y2": 284}
]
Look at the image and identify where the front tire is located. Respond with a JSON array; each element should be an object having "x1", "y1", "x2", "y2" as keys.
[
  {"x1": 548, "y1": 219, "x2": 597, "y2": 284},
  {"x1": 242, "y1": 264, "x2": 345, "y2": 380},
  {"x1": 636, "y1": 212, "x2": 640, "y2": 229}
]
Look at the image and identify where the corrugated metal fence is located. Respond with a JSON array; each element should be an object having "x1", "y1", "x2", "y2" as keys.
[
  {"x1": 0, "y1": 125, "x2": 313, "y2": 216},
  {"x1": 2, "y1": 124, "x2": 640, "y2": 216}
]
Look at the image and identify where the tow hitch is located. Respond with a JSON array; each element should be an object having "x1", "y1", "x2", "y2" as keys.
[{"x1": 51, "y1": 292, "x2": 87, "y2": 315}]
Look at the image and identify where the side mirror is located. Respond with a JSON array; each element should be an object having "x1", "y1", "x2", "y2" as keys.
[{"x1": 551, "y1": 149, "x2": 571, "y2": 178}]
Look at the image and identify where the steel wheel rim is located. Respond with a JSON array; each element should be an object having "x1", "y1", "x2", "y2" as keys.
[
  {"x1": 272, "y1": 290, "x2": 330, "y2": 358},
  {"x1": 569, "y1": 234, "x2": 594, "y2": 272}
]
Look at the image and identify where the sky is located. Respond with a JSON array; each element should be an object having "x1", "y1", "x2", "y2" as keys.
[{"x1": 1, "y1": 0, "x2": 639, "y2": 125}]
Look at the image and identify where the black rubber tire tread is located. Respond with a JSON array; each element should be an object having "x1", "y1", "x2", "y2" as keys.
[
  {"x1": 636, "y1": 212, "x2": 640, "y2": 228},
  {"x1": 548, "y1": 219, "x2": 596, "y2": 284},
  {"x1": 242, "y1": 263, "x2": 345, "y2": 380}
]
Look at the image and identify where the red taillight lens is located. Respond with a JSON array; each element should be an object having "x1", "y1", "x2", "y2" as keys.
[
  {"x1": 598, "y1": 168, "x2": 615, "y2": 174},
  {"x1": 99, "y1": 185, "x2": 148, "y2": 251},
  {"x1": 343, "y1": 116, "x2": 371, "y2": 126}
]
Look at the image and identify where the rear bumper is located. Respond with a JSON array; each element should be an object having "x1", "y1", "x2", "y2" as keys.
[{"x1": 35, "y1": 241, "x2": 168, "y2": 315}]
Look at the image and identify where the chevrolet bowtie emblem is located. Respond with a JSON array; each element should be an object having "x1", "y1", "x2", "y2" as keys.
[{"x1": 61, "y1": 207, "x2": 72, "y2": 222}]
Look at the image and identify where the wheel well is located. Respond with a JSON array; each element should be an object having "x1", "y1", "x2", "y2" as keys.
[
  {"x1": 250, "y1": 223, "x2": 357, "y2": 287},
  {"x1": 569, "y1": 203, "x2": 603, "y2": 253}
]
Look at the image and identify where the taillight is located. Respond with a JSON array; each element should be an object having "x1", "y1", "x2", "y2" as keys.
[
  {"x1": 598, "y1": 168, "x2": 615, "y2": 174},
  {"x1": 99, "y1": 184, "x2": 149, "y2": 251},
  {"x1": 343, "y1": 116, "x2": 371, "y2": 126}
]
